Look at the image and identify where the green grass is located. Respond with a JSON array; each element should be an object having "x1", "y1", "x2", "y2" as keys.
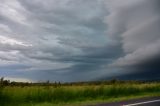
[{"x1": 0, "y1": 83, "x2": 160, "y2": 106}]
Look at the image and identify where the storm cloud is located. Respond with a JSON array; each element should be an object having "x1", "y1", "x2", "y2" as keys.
[
  {"x1": 0, "y1": 0, "x2": 159, "y2": 82},
  {"x1": 106, "y1": 0, "x2": 160, "y2": 80}
]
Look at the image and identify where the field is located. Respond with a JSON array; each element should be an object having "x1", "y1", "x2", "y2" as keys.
[{"x1": 0, "y1": 81, "x2": 160, "y2": 106}]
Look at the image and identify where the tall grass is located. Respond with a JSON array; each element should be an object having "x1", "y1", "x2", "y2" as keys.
[{"x1": 0, "y1": 83, "x2": 160, "y2": 105}]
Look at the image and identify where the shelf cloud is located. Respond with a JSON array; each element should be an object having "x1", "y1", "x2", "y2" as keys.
[{"x1": 0, "y1": 0, "x2": 159, "y2": 82}]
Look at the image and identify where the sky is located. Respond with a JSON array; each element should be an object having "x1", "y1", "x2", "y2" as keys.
[{"x1": 0, "y1": 0, "x2": 160, "y2": 82}]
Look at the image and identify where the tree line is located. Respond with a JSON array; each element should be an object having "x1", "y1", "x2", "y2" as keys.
[{"x1": 0, "y1": 77, "x2": 159, "y2": 87}]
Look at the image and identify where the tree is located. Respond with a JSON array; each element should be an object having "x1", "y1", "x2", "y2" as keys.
[{"x1": 0, "y1": 77, "x2": 4, "y2": 86}]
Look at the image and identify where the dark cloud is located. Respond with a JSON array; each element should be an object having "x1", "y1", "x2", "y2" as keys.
[
  {"x1": 0, "y1": 0, "x2": 160, "y2": 82},
  {"x1": 109, "y1": 56, "x2": 160, "y2": 81},
  {"x1": 105, "y1": 0, "x2": 160, "y2": 80}
]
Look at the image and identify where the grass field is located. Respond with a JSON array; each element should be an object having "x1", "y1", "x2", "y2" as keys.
[{"x1": 0, "y1": 82, "x2": 160, "y2": 106}]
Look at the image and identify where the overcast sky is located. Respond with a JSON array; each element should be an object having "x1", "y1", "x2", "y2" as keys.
[{"x1": 0, "y1": 0, "x2": 160, "y2": 82}]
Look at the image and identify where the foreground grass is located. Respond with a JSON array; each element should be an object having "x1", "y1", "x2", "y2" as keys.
[{"x1": 0, "y1": 83, "x2": 160, "y2": 106}]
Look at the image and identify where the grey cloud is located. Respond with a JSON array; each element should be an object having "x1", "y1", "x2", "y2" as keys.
[
  {"x1": 107, "y1": 0, "x2": 160, "y2": 62},
  {"x1": 0, "y1": 0, "x2": 160, "y2": 82},
  {"x1": 106, "y1": 0, "x2": 160, "y2": 80},
  {"x1": 0, "y1": 0, "x2": 117, "y2": 82}
]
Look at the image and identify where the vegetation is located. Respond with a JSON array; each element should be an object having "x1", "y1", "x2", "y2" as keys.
[{"x1": 0, "y1": 78, "x2": 160, "y2": 106}]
